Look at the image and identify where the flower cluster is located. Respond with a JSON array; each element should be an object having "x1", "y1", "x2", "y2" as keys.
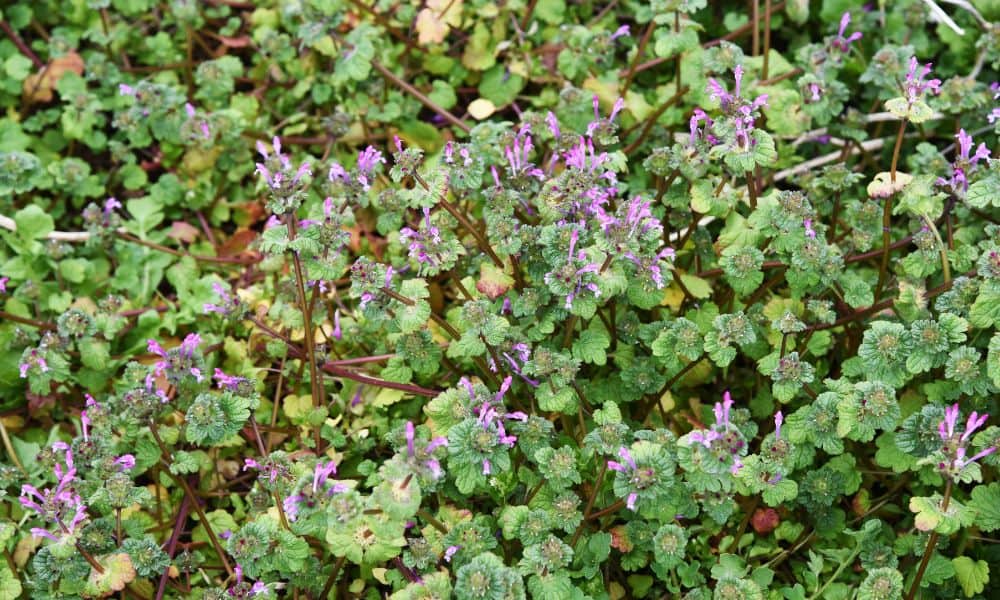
[
  {"x1": 148, "y1": 333, "x2": 205, "y2": 385},
  {"x1": 936, "y1": 129, "x2": 990, "y2": 194},
  {"x1": 936, "y1": 404, "x2": 995, "y2": 478},
  {"x1": 255, "y1": 137, "x2": 312, "y2": 214},
  {"x1": 685, "y1": 391, "x2": 748, "y2": 475},
  {"x1": 19, "y1": 444, "x2": 88, "y2": 542}
]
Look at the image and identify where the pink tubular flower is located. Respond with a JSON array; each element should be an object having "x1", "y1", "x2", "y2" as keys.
[
  {"x1": 356, "y1": 146, "x2": 385, "y2": 190},
  {"x1": 332, "y1": 309, "x2": 342, "y2": 340},
  {"x1": 937, "y1": 129, "x2": 991, "y2": 192},
  {"x1": 444, "y1": 545, "x2": 461, "y2": 562},
  {"x1": 586, "y1": 96, "x2": 626, "y2": 138},
  {"x1": 774, "y1": 410, "x2": 784, "y2": 441},
  {"x1": 830, "y1": 12, "x2": 863, "y2": 53},
  {"x1": 19, "y1": 348, "x2": 49, "y2": 379},
  {"x1": 903, "y1": 57, "x2": 941, "y2": 103},
  {"x1": 0, "y1": 276, "x2": 8, "y2": 293},
  {"x1": 610, "y1": 25, "x2": 630, "y2": 40},
  {"x1": 546, "y1": 111, "x2": 561, "y2": 138},
  {"x1": 20, "y1": 445, "x2": 88, "y2": 542},
  {"x1": 544, "y1": 228, "x2": 602, "y2": 310},
  {"x1": 804, "y1": 219, "x2": 816, "y2": 239},
  {"x1": 115, "y1": 455, "x2": 136, "y2": 471},
  {"x1": 204, "y1": 282, "x2": 240, "y2": 316},
  {"x1": 707, "y1": 65, "x2": 768, "y2": 117},
  {"x1": 607, "y1": 446, "x2": 651, "y2": 511},
  {"x1": 689, "y1": 108, "x2": 713, "y2": 146},
  {"x1": 937, "y1": 403, "x2": 995, "y2": 473},
  {"x1": 503, "y1": 126, "x2": 544, "y2": 181}
]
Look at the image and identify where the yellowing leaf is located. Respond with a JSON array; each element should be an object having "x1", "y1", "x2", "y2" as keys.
[
  {"x1": 414, "y1": 0, "x2": 464, "y2": 46},
  {"x1": 283, "y1": 395, "x2": 312, "y2": 422},
  {"x1": 373, "y1": 388, "x2": 406, "y2": 407},
  {"x1": 679, "y1": 274, "x2": 712, "y2": 299},
  {"x1": 85, "y1": 553, "x2": 136, "y2": 596},
  {"x1": 468, "y1": 98, "x2": 497, "y2": 120},
  {"x1": 867, "y1": 171, "x2": 913, "y2": 199}
]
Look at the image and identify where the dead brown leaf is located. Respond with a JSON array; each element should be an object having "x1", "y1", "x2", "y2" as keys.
[{"x1": 23, "y1": 52, "x2": 85, "y2": 103}]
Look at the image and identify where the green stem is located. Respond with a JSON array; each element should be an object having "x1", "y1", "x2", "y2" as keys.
[
  {"x1": 287, "y1": 218, "x2": 323, "y2": 451},
  {"x1": 416, "y1": 508, "x2": 448, "y2": 534},
  {"x1": 807, "y1": 537, "x2": 863, "y2": 599}
]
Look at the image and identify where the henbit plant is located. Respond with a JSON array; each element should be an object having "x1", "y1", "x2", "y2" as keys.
[{"x1": 2, "y1": 1, "x2": 1000, "y2": 599}]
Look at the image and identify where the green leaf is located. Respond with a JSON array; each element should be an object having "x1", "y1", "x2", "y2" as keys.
[
  {"x1": 535, "y1": 0, "x2": 565, "y2": 23},
  {"x1": 967, "y1": 162, "x2": 1000, "y2": 208},
  {"x1": 169, "y1": 450, "x2": 201, "y2": 475},
  {"x1": 0, "y1": 566, "x2": 21, "y2": 600},
  {"x1": 573, "y1": 328, "x2": 610, "y2": 366},
  {"x1": 952, "y1": 556, "x2": 989, "y2": 597},
  {"x1": 970, "y1": 483, "x2": 1000, "y2": 532},
  {"x1": 78, "y1": 338, "x2": 110, "y2": 371},
  {"x1": 13, "y1": 205, "x2": 54, "y2": 240},
  {"x1": 970, "y1": 281, "x2": 1000, "y2": 329},
  {"x1": 3, "y1": 54, "x2": 32, "y2": 81},
  {"x1": 59, "y1": 258, "x2": 91, "y2": 284}
]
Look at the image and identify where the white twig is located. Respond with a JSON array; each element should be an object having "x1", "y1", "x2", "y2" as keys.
[
  {"x1": 0, "y1": 214, "x2": 95, "y2": 242},
  {"x1": 940, "y1": 0, "x2": 989, "y2": 28},
  {"x1": 920, "y1": 0, "x2": 966, "y2": 36}
]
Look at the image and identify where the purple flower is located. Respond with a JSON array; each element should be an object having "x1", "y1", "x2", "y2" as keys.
[
  {"x1": 503, "y1": 126, "x2": 544, "y2": 181},
  {"x1": 356, "y1": 146, "x2": 386, "y2": 191},
  {"x1": 104, "y1": 197, "x2": 122, "y2": 217},
  {"x1": 937, "y1": 129, "x2": 990, "y2": 193},
  {"x1": 0, "y1": 276, "x2": 7, "y2": 293},
  {"x1": 284, "y1": 460, "x2": 348, "y2": 522},
  {"x1": 707, "y1": 65, "x2": 768, "y2": 115},
  {"x1": 544, "y1": 228, "x2": 602, "y2": 310},
  {"x1": 148, "y1": 334, "x2": 204, "y2": 382},
  {"x1": 119, "y1": 83, "x2": 135, "y2": 96},
  {"x1": 903, "y1": 57, "x2": 941, "y2": 103},
  {"x1": 243, "y1": 457, "x2": 284, "y2": 486},
  {"x1": 115, "y1": 455, "x2": 136, "y2": 471},
  {"x1": 213, "y1": 368, "x2": 249, "y2": 392},
  {"x1": 689, "y1": 108, "x2": 714, "y2": 146},
  {"x1": 399, "y1": 208, "x2": 445, "y2": 268},
  {"x1": 606, "y1": 446, "x2": 651, "y2": 511},
  {"x1": 585, "y1": 96, "x2": 626, "y2": 138},
  {"x1": 333, "y1": 309, "x2": 342, "y2": 340},
  {"x1": 804, "y1": 219, "x2": 816, "y2": 239},
  {"x1": 444, "y1": 545, "x2": 461, "y2": 562},
  {"x1": 494, "y1": 342, "x2": 539, "y2": 387},
  {"x1": 228, "y1": 564, "x2": 268, "y2": 597},
  {"x1": 256, "y1": 136, "x2": 310, "y2": 191},
  {"x1": 19, "y1": 348, "x2": 49, "y2": 379},
  {"x1": 937, "y1": 403, "x2": 995, "y2": 473},
  {"x1": 830, "y1": 12, "x2": 863, "y2": 53},
  {"x1": 19, "y1": 445, "x2": 88, "y2": 542},
  {"x1": 623, "y1": 248, "x2": 676, "y2": 289},
  {"x1": 774, "y1": 410, "x2": 784, "y2": 441},
  {"x1": 204, "y1": 282, "x2": 241, "y2": 316},
  {"x1": 546, "y1": 111, "x2": 561, "y2": 138},
  {"x1": 610, "y1": 25, "x2": 630, "y2": 41}
]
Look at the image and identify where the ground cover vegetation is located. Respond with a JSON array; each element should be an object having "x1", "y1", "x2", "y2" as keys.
[{"x1": 3, "y1": 0, "x2": 1000, "y2": 598}]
